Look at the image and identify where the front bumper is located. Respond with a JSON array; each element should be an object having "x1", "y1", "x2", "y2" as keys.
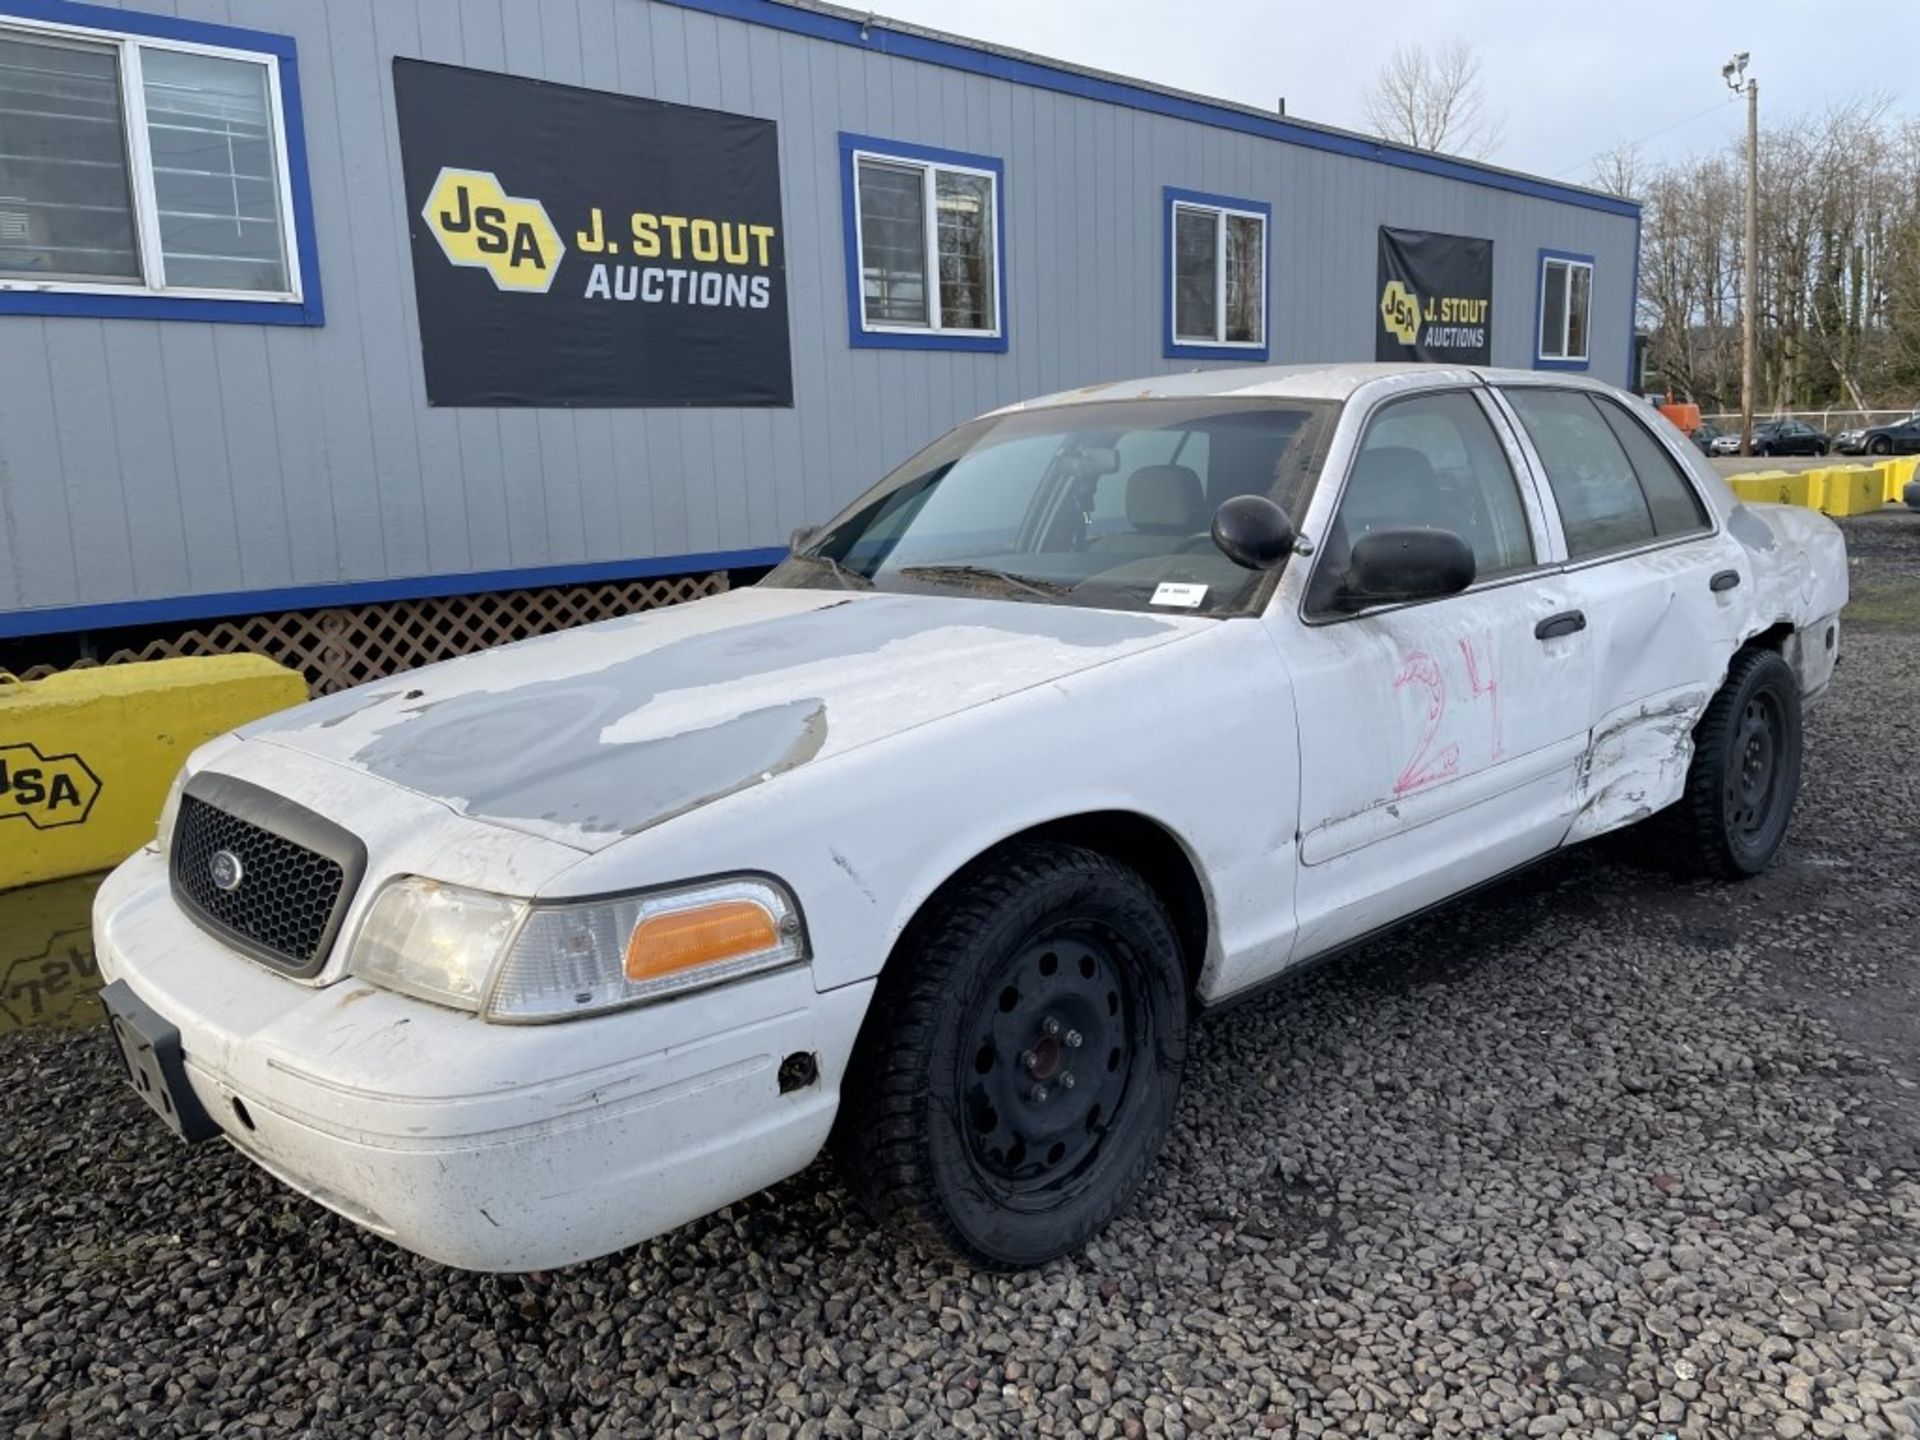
[{"x1": 92, "y1": 849, "x2": 873, "y2": 1271}]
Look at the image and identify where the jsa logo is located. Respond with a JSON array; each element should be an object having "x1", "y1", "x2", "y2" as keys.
[
  {"x1": 0, "y1": 743, "x2": 100, "y2": 830},
  {"x1": 1379, "y1": 279, "x2": 1421, "y2": 346},
  {"x1": 422, "y1": 168, "x2": 565, "y2": 293}
]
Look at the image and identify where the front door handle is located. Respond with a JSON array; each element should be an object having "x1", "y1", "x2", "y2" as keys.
[
  {"x1": 1710, "y1": 569, "x2": 1741, "y2": 593},
  {"x1": 1534, "y1": 610, "x2": 1586, "y2": 641}
]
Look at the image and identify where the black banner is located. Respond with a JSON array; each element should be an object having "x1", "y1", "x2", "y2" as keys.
[
  {"x1": 1375, "y1": 227, "x2": 1493, "y2": 365},
  {"x1": 393, "y1": 59, "x2": 792, "y2": 408}
]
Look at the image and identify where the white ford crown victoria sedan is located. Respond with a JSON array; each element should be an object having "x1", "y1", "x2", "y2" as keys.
[{"x1": 96, "y1": 364, "x2": 1847, "y2": 1272}]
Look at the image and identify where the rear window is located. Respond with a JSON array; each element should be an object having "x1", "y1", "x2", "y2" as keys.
[{"x1": 1503, "y1": 388, "x2": 1708, "y2": 558}]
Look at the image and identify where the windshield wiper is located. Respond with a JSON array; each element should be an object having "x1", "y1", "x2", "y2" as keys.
[
  {"x1": 896, "y1": 564, "x2": 1073, "y2": 602},
  {"x1": 788, "y1": 551, "x2": 874, "y2": 590}
]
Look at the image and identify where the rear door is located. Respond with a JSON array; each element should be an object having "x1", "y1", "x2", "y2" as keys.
[
  {"x1": 1495, "y1": 384, "x2": 1749, "y2": 839},
  {"x1": 1273, "y1": 385, "x2": 1593, "y2": 956}
]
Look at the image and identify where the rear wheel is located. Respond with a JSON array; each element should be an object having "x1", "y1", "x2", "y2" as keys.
[
  {"x1": 1660, "y1": 647, "x2": 1802, "y2": 879},
  {"x1": 832, "y1": 841, "x2": 1187, "y2": 1268}
]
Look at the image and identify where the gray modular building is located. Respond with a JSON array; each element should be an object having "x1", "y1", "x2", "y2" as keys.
[{"x1": 0, "y1": 0, "x2": 1641, "y2": 646}]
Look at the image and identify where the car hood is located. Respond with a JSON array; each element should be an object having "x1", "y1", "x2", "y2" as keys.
[{"x1": 239, "y1": 587, "x2": 1202, "y2": 852}]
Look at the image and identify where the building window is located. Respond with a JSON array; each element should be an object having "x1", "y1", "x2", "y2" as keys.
[
  {"x1": 1164, "y1": 188, "x2": 1269, "y2": 361},
  {"x1": 839, "y1": 133, "x2": 1006, "y2": 352},
  {"x1": 1536, "y1": 251, "x2": 1593, "y2": 368},
  {"x1": 0, "y1": 4, "x2": 320, "y2": 325}
]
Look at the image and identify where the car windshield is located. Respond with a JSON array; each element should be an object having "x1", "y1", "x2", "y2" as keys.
[{"x1": 764, "y1": 397, "x2": 1338, "y2": 616}]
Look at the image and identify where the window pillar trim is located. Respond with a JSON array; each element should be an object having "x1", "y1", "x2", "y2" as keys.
[
  {"x1": 1534, "y1": 248, "x2": 1594, "y2": 371},
  {"x1": 838, "y1": 131, "x2": 1008, "y2": 353},
  {"x1": 1163, "y1": 186, "x2": 1270, "y2": 362},
  {"x1": 0, "y1": 0, "x2": 323, "y2": 326}
]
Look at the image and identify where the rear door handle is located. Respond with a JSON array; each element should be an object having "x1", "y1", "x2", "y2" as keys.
[
  {"x1": 1534, "y1": 610, "x2": 1586, "y2": 640},
  {"x1": 1710, "y1": 569, "x2": 1741, "y2": 593}
]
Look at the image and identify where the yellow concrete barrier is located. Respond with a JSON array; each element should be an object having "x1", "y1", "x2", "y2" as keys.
[
  {"x1": 1816, "y1": 465, "x2": 1888, "y2": 517},
  {"x1": 0, "y1": 656, "x2": 307, "y2": 889},
  {"x1": 1727, "y1": 471, "x2": 1820, "y2": 508}
]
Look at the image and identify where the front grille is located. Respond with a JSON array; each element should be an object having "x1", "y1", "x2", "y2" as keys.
[{"x1": 170, "y1": 775, "x2": 367, "y2": 977}]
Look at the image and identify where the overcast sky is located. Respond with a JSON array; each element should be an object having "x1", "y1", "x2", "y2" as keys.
[{"x1": 868, "y1": 0, "x2": 1911, "y2": 185}]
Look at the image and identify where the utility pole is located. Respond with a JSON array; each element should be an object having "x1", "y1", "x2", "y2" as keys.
[{"x1": 1724, "y1": 53, "x2": 1757, "y2": 456}]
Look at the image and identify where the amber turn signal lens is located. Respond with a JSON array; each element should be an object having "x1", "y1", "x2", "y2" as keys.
[{"x1": 625, "y1": 899, "x2": 780, "y2": 981}]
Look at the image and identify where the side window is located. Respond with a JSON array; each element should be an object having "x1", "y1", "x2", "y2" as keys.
[
  {"x1": 1502, "y1": 389, "x2": 1656, "y2": 558},
  {"x1": 1593, "y1": 398, "x2": 1709, "y2": 536},
  {"x1": 1308, "y1": 390, "x2": 1536, "y2": 615}
]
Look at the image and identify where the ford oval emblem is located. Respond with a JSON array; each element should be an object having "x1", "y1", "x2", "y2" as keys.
[{"x1": 209, "y1": 849, "x2": 245, "y2": 893}]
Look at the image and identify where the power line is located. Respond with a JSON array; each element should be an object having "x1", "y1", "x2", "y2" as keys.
[{"x1": 1550, "y1": 95, "x2": 1739, "y2": 180}]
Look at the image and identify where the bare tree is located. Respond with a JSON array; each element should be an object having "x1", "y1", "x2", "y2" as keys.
[
  {"x1": 1589, "y1": 143, "x2": 1644, "y2": 200},
  {"x1": 1362, "y1": 41, "x2": 1504, "y2": 161}
]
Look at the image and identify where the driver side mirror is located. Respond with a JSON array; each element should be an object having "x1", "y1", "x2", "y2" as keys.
[
  {"x1": 1339, "y1": 528, "x2": 1476, "y2": 610},
  {"x1": 1210, "y1": 495, "x2": 1295, "y2": 571},
  {"x1": 788, "y1": 525, "x2": 818, "y2": 554}
]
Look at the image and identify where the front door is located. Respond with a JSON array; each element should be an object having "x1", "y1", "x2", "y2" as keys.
[{"x1": 1273, "y1": 386, "x2": 1593, "y2": 958}]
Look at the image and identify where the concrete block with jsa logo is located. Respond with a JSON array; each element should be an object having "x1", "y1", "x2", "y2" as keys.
[{"x1": 0, "y1": 657, "x2": 307, "y2": 889}]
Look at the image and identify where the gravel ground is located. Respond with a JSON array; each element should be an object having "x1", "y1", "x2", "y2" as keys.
[{"x1": 4, "y1": 514, "x2": 1919, "y2": 1440}]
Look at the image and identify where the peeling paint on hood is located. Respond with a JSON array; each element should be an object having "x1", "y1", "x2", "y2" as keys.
[{"x1": 240, "y1": 588, "x2": 1195, "y2": 850}]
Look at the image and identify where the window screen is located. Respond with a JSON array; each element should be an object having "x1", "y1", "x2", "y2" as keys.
[
  {"x1": 1503, "y1": 388, "x2": 1656, "y2": 557},
  {"x1": 0, "y1": 33, "x2": 140, "y2": 281},
  {"x1": 856, "y1": 158, "x2": 926, "y2": 326},
  {"x1": 1173, "y1": 206, "x2": 1216, "y2": 342},
  {"x1": 140, "y1": 49, "x2": 288, "y2": 293}
]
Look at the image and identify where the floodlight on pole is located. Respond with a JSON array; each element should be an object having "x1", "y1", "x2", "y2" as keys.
[{"x1": 1723, "y1": 53, "x2": 1757, "y2": 457}]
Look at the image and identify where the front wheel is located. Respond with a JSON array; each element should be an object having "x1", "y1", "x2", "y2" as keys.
[
  {"x1": 1660, "y1": 647, "x2": 1803, "y2": 879},
  {"x1": 1870, "y1": 437, "x2": 1892, "y2": 456},
  {"x1": 832, "y1": 841, "x2": 1188, "y2": 1268}
]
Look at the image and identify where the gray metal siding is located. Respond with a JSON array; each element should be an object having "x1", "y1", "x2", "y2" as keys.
[{"x1": 0, "y1": 0, "x2": 1639, "y2": 622}]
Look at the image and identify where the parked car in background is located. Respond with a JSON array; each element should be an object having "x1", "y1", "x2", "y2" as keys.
[
  {"x1": 1709, "y1": 419, "x2": 1831, "y2": 457},
  {"x1": 1690, "y1": 422, "x2": 1726, "y2": 454},
  {"x1": 1835, "y1": 416, "x2": 1920, "y2": 456},
  {"x1": 95, "y1": 364, "x2": 1849, "y2": 1274}
]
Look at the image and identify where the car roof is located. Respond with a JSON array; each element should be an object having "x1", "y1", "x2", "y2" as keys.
[{"x1": 988, "y1": 362, "x2": 1625, "y2": 415}]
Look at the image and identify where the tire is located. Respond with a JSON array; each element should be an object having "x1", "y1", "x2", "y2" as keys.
[
  {"x1": 1814, "y1": 442, "x2": 1829, "y2": 456},
  {"x1": 831, "y1": 841, "x2": 1188, "y2": 1268},
  {"x1": 1662, "y1": 647, "x2": 1802, "y2": 879},
  {"x1": 1870, "y1": 437, "x2": 1892, "y2": 456}
]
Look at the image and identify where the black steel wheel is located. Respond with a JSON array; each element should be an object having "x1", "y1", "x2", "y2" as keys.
[
  {"x1": 832, "y1": 841, "x2": 1187, "y2": 1268},
  {"x1": 1659, "y1": 646, "x2": 1803, "y2": 878}
]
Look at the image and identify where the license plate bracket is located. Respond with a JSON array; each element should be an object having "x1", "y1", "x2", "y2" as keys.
[{"x1": 102, "y1": 979, "x2": 220, "y2": 1143}]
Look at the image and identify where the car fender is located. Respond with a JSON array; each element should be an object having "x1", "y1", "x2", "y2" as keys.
[{"x1": 551, "y1": 616, "x2": 1303, "y2": 1001}]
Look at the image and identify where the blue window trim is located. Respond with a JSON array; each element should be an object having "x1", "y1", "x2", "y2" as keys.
[
  {"x1": 1534, "y1": 248, "x2": 1595, "y2": 372},
  {"x1": 1626, "y1": 214, "x2": 1643, "y2": 389},
  {"x1": 839, "y1": 132, "x2": 1008, "y2": 353},
  {"x1": 0, "y1": 0, "x2": 324, "y2": 327},
  {"x1": 0, "y1": 547, "x2": 791, "y2": 640},
  {"x1": 1162, "y1": 186, "x2": 1271, "y2": 362},
  {"x1": 668, "y1": 0, "x2": 1637, "y2": 222}
]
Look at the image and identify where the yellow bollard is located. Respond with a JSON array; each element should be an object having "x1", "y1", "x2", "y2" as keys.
[{"x1": 0, "y1": 655, "x2": 308, "y2": 889}]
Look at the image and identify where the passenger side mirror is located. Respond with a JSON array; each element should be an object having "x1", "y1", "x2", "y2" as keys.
[
  {"x1": 1210, "y1": 495, "x2": 1295, "y2": 571},
  {"x1": 1340, "y1": 528, "x2": 1476, "y2": 610}
]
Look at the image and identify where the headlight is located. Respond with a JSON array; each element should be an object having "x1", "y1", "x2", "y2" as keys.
[
  {"x1": 349, "y1": 879, "x2": 528, "y2": 1012},
  {"x1": 154, "y1": 766, "x2": 187, "y2": 857},
  {"x1": 348, "y1": 874, "x2": 805, "y2": 1022}
]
